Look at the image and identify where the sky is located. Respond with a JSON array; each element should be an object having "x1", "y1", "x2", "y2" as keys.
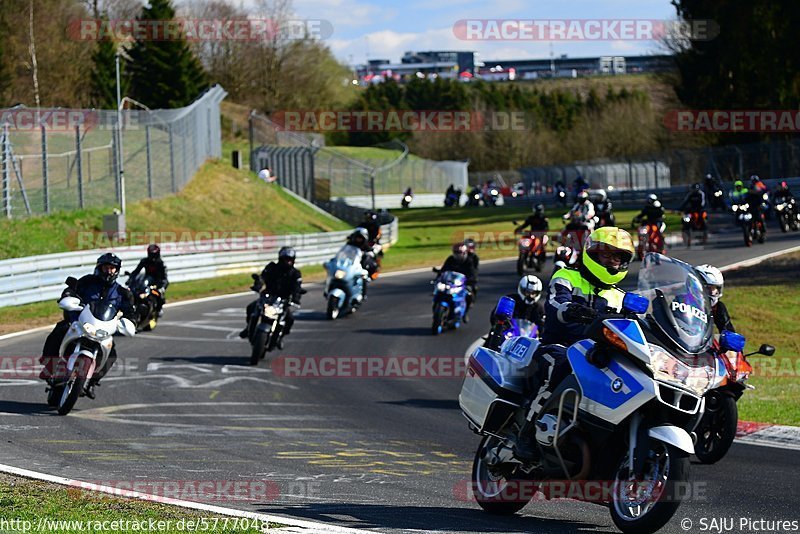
[{"x1": 284, "y1": 0, "x2": 679, "y2": 66}]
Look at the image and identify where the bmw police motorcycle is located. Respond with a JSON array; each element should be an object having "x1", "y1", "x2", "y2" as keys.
[{"x1": 460, "y1": 253, "x2": 730, "y2": 533}]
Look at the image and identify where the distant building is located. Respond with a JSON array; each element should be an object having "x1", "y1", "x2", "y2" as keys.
[{"x1": 355, "y1": 52, "x2": 673, "y2": 84}]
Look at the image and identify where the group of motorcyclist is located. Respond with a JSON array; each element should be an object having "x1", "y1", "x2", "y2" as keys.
[{"x1": 37, "y1": 173, "x2": 787, "y2": 411}]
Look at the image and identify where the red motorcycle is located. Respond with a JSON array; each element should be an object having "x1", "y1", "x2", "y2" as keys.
[
  {"x1": 681, "y1": 210, "x2": 708, "y2": 247},
  {"x1": 515, "y1": 232, "x2": 548, "y2": 275},
  {"x1": 633, "y1": 220, "x2": 666, "y2": 260},
  {"x1": 691, "y1": 339, "x2": 774, "y2": 464}
]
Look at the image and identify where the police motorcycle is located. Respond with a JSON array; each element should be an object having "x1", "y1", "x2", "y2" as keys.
[
  {"x1": 431, "y1": 269, "x2": 469, "y2": 335},
  {"x1": 324, "y1": 244, "x2": 368, "y2": 320},
  {"x1": 48, "y1": 278, "x2": 136, "y2": 415},
  {"x1": 460, "y1": 253, "x2": 723, "y2": 533},
  {"x1": 482, "y1": 297, "x2": 539, "y2": 351}
]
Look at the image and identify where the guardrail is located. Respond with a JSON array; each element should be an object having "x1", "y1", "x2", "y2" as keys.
[{"x1": 0, "y1": 219, "x2": 398, "y2": 308}]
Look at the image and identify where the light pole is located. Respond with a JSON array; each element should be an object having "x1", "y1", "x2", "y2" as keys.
[{"x1": 116, "y1": 50, "x2": 126, "y2": 216}]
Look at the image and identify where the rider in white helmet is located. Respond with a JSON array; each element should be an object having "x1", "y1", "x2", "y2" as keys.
[
  {"x1": 695, "y1": 264, "x2": 735, "y2": 333},
  {"x1": 489, "y1": 275, "x2": 545, "y2": 331}
]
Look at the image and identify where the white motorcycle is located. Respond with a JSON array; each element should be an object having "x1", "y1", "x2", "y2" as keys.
[
  {"x1": 48, "y1": 281, "x2": 135, "y2": 415},
  {"x1": 460, "y1": 253, "x2": 722, "y2": 533}
]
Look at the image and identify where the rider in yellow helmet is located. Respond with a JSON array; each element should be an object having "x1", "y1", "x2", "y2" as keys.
[{"x1": 515, "y1": 226, "x2": 635, "y2": 462}]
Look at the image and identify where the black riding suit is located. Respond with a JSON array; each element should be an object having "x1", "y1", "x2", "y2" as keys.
[
  {"x1": 129, "y1": 257, "x2": 169, "y2": 313},
  {"x1": 246, "y1": 261, "x2": 303, "y2": 337},
  {"x1": 440, "y1": 256, "x2": 477, "y2": 313}
]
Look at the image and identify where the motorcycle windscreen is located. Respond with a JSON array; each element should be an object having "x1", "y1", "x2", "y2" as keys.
[
  {"x1": 637, "y1": 253, "x2": 714, "y2": 354},
  {"x1": 89, "y1": 300, "x2": 119, "y2": 322},
  {"x1": 334, "y1": 245, "x2": 362, "y2": 269},
  {"x1": 439, "y1": 271, "x2": 466, "y2": 287},
  {"x1": 129, "y1": 272, "x2": 155, "y2": 292},
  {"x1": 512, "y1": 319, "x2": 537, "y2": 338}
]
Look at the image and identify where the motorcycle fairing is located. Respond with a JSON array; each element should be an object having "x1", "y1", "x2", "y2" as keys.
[
  {"x1": 568, "y1": 340, "x2": 656, "y2": 425},
  {"x1": 603, "y1": 318, "x2": 651, "y2": 364}
]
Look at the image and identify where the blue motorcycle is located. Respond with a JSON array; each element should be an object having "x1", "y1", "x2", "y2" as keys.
[
  {"x1": 431, "y1": 269, "x2": 468, "y2": 335},
  {"x1": 324, "y1": 244, "x2": 367, "y2": 320},
  {"x1": 483, "y1": 296, "x2": 540, "y2": 351}
]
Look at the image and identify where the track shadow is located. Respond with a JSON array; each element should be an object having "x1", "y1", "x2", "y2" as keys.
[
  {"x1": 0, "y1": 400, "x2": 53, "y2": 415},
  {"x1": 379, "y1": 398, "x2": 460, "y2": 410},
  {"x1": 156, "y1": 355, "x2": 251, "y2": 367},
  {"x1": 255, "y1": 502, "x2": 608, "y2": 533},
  {"x1": 353, "y1": 326, "x2": 431, "y2": 337}
]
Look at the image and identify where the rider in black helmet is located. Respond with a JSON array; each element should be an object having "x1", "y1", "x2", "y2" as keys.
[
  {"x1": 239, "y1": 246, "x2": 303, "y2": 348},
  {"x1": 128, "y1": 244, "x2": 169, "y2": 316}
]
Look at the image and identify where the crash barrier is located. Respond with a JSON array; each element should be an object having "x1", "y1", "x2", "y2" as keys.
[{"x1": 0, "y1": 218, "x2": 397, "y2": 308}]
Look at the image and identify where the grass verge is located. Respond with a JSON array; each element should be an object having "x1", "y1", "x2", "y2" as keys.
[
  {"x1": 0, "y1": 160, "x2": 348, "y2": 260},
  {"x1": 722, "y1": 252, "x2": 800, "y2": 425},
  {"x1": 0, "y1": 472, "x2": 278, "y2": 533}
]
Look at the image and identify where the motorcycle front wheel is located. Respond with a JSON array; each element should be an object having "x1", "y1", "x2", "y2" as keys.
[
  {"x1": 610, "y1": 443, "x2": 689, "y2": 534},
  {"x1": 431, "y1": 304, "x2": 447, "y2": 335},
  {"x1": 326, "y1": 295, "x2": 340, "y2": 320},
  {"x1": 471, "y1": 435, "x2": 534, "y2": 515},
  {"x1": 694, "y1": 393, "x2": 738, "y2": 464},
  {"x1": 250, "y1": 330, "x2": 268, "y2": 365},
  {"x1": 57, "y1": 356, "x2": 91, "y2": 415}
]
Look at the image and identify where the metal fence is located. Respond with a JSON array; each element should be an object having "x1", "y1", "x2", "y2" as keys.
[
  {"x1": 1, "y1": 85, "x2": 227, "y2": 219},
  {"x1": 248, "y1": 113, "x2": 468, "y2": 207},
  {"x1": 516, "y1": 138, "x2": 800, "y2": 194},
  {"x1": 0, "y1": 217, "x2": 398, "y2": 308}
]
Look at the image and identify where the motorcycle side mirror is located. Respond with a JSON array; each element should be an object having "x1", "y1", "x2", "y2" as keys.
[
  {"x1": 622, "y1": 292, "x2": 649, "y2": 314},
  {"x1": 118, "y1": 317, "x2": 136, "y2": 337},
  {"x1": 747, "y1": 343, "x2": 775, "y2": 357},
  {"x1": 251, "y1": 273, "x2": 259, "y2": 280},
  {"x1": 58, "y1": 296, "x2": 84, "y2": 312},
  {"x1": 432, "y1": 267, "x2": 440, "y2": 273},
  {"x1": 65, "y1": 276, "x2": 78, "y2": 289},
  {"x1": 720, "y1": 330, "x2": 746, "y2": 353},
  {"x1": 495, "y1": 296, "x2": 515, "y2": 320},
  {"x1": 512, "y1": 220, "x2": 519, "y2": 225},
  {"x1": 123, "y1": 271, "x2": 131, "y2": 276}
]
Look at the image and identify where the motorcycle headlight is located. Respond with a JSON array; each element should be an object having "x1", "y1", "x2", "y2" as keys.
[
  {"x1": 140, "y1": 292, "x2": 148, "y2": 299},
  {"x1": 715, "y1": 190, "x2": 722, "y2": 197},
  {"x1": 436, "y1": 282, "x2": 447, "y2": 292},
  {"x1": 82, "y1": 322, "x2": 97, "y2": 336},
  {"x1": 264, "y1": 304, "x2": 280, "y2": 319},
  {"x1": 763, "y1": 193, "x2": 769, "y2": 201},
  {"x1": 732, "y1": 205, "x2": 738, "y2": 212},
  {"x1": 744, "y1": 213, "x2": 752, "y2": 220},
  {"x1": 450, "y1": 285, "x2": 463, "y2": 294},
  {"x1": 776, "y1": 203, "x2": 785, "y2": 211},
  {"x1": 742, "y1": 203, "x2": 749, "y2": 210},
  {"x1": 682, "y1": 215, "x2": 691, "y2": 223},
  {"x1": 334, "y1": 269, "x2": 346, "y2": 279},
  {"x1": 96, "y1": 329, "x2": 109, "y2": 338},
  {"x1": 491, "y1": 189, "x2": 498, "y2": 195},
  {"x1": 519, "y1": 238, "x2": 532, "y2": 247},
  {"x1": 648, "y1": 345, "x2": 713, "y2": 395}
]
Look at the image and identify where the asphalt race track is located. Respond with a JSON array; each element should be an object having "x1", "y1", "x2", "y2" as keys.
[{"x1": 2, "y1": 225, "x2": 800, "y2": 533}]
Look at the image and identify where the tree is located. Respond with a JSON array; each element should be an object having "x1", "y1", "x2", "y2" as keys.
[
  {"x1": 127, "y1": 0, "x2": 207, "y2": 109},
  {"x1": 671, "y1": 0, "x2": 800, "y2": 140},
  {"x1": 88, "y1": 26, "x2": 124, "y2": 109}
]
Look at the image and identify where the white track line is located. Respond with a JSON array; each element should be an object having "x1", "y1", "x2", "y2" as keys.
[{"x1": 0, "y1": 463, "x2": 373, "y2": 534}]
